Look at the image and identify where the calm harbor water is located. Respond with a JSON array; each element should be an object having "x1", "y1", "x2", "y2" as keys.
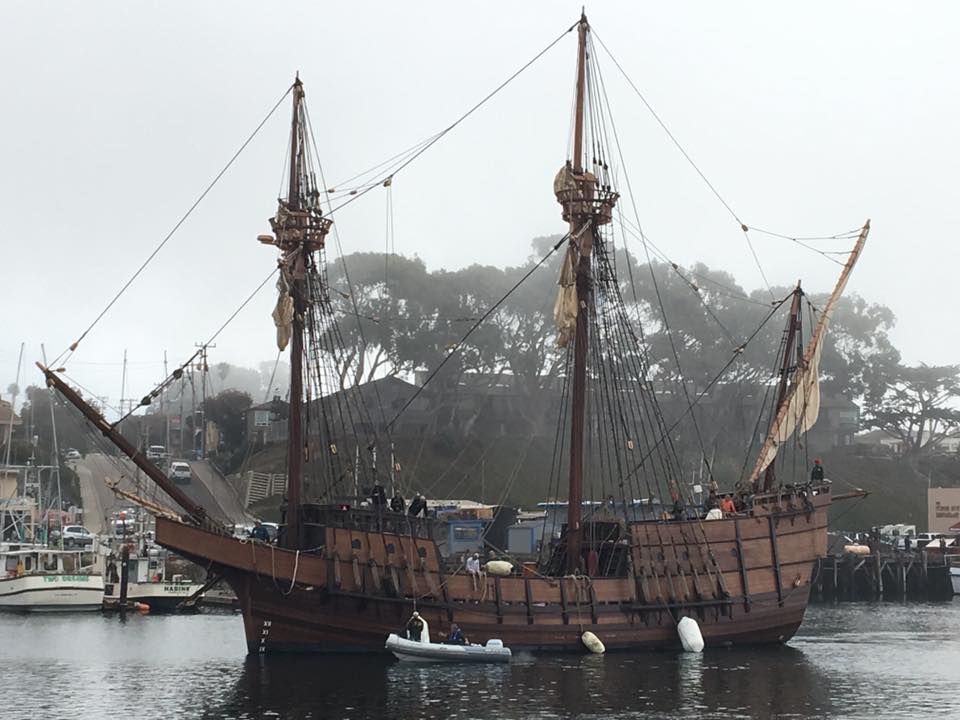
[{"x1": 1, "y1": 602, "x2": 957, "y2": 720}]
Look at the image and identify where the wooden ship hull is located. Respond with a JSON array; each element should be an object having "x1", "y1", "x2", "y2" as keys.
[
  {"x1": 38, "y1": 12, "x2": 865, "y2": 659},
  {"x1": 156, "y1": 486, "x2": 829, "y2": 653}
]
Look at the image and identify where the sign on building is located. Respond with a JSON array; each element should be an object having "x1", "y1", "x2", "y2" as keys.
[{"x1": 928, "y1": 487, "x2": 960, "y2": 534}]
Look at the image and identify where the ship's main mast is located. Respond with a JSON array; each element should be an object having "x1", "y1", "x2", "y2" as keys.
[{"x1": 555, "y1": 13, "x2": 619, "y2": 573}]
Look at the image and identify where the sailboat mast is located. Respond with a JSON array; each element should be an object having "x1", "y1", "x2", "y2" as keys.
[
  {"x1": 566, "y1": 13, "x2": 590, "y2": 574},
  {"x1": 285, "y1": 77, "x2": 306, "y2": 549},
  {"x1": 748, "y1": 220, "x2": 870, "y2": 491},
  {"x1": 762, "y1": 285, "x2": 803, "y2": 491}
]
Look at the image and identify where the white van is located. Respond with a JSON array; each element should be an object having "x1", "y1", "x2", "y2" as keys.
[{"x1": 169, "y1": 461, "x2": 192, "y2": 484}]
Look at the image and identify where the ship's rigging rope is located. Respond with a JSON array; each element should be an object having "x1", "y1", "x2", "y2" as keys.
[
  {"x1": 110, "y1": 267, "x2": 278, "y2": 428},
  {"x1": 591, "y1": 30, "x2": 775, "y2": 299},
  {"x1": 52, "y1": 84, "x2": 295, "y2": 369},
  {"x1": 383, "y1": 232, "x2": 573, "y2": 433},
  {"x1": 325, "y1": 22, "x2": 577, "y2": 216},
  {"x1": 586, "y1": 34, "x2": 717, "y2": 490}
]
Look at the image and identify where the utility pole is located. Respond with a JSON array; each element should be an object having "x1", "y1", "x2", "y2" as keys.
[
  {"x1": 195, "y1": 343, "x2": 214, "y2": 459},
  {"x1": 119, "y1": 349, "x2": 128, "y2": 428},
  {"x1": 188, "y1": 369, "x2": 197, "y2": 458},
  {"x1": 163, "y1": 351, "x2": 171, "y2": 454},
  {"x1": 41, "y1": 344, "x2": 64, "y2": 549},
  {"x1": 178, "y1": 373, "x2": 185, "y2": 455},
  {"x1": 3, "y1": 342, "x2": 24, "y2": 468}
]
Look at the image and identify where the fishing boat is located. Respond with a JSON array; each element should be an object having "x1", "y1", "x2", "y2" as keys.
[
  {"x1": 385, "y1": 633, "x2": 512, "y2": 664},
  {"x1": 101, "y1": 543, "x2": 205, "y2": 613},
  {"x1": 0, "y1": 544, "x2": 103, "y2": 612},
  {"x1": 1, "y1": 434, "x2": 104, "y2": 612},
  {"x1": 41, "y1": 12, "x2": 868, "y2": 652}
]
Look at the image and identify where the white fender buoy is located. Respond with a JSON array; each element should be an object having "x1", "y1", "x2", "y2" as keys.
[
  {"x1": 843, "y1": 544, "x2": 870, "y2": 555},
  {"x1": 581, "y1": 630, "x2": 605, "y2": 654},
  {"x1": 677, "y1": 617, "x2": 704, "y2": 653},
  {"x1": 485, "y1": 560, "x2": 513, "y2": 577}
]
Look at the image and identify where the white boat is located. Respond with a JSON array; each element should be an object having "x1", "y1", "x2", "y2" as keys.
[
  {"x1": 0, "y1": 546, "x2": 104, "y2": 612},
  {"x1": 102, "y1": 545, "x2": 205, "y2": 613},
  {"x1": 385, "y1": 633, "x2": 512, "y2": 663}
]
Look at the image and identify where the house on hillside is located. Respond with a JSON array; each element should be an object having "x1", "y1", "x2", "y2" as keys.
[
  {"x1": 245, "y1": 395, "x2": 289, "y2": 445},
  {"x1": 805, "y1": 394, "x2": 860, "y2": 450},
  {"x1": 0, "y1": 399, "x2": 22, "y2": 453},
  {"x1": 855, "y1": 428, "x2": 960, "y2": 456},
  {"x1": 240, "y1": 374, "x2": 861, "y2": 453},
  {"x1": 243, "y1": 377, "x2": 436, "y2": 445}
]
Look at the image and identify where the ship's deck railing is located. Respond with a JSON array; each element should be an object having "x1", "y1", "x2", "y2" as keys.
[{"x1": 301, "y1": 504, "x2": 436, "y2": 541}]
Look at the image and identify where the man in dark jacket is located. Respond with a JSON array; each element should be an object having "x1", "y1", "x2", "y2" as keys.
[
  {"x1": 447, "y1": 623, "x2": 466, "y2": 645},
  {"x1": 390, "y1": 491, "x2": 406, "y2": 514},
  {"x1": 811, "y1": 458, "x2": 825, "y2": 482}
]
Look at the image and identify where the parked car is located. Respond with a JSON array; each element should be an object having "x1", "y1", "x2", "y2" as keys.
[
  {"x1": 169, "y1": 461, "x2": 192, "y2": 484},
  {"x1": 65, "y1": 449, "x2": 81, "y2": 461},
  {"x1": 50, "y1": 525, "x2": 94, "y2": 548},
  {"x1": 146, "y1": 445, "x2": 166, "y2": 463},
  {"x1": 913, "y1": 532, "x2": 942, "y2": 549}
]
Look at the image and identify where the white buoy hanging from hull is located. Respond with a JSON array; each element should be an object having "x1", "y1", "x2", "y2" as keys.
[
  {"x1": 677, "y1": 617, "x2": 704, "y2": 653},
  {"x1": 581, "y1": 631, "x2": 605, "y2": 654}
]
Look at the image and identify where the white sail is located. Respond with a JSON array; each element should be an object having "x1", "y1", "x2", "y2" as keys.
[{"x1": 750, "y1": 221, "x2": 869, "y2": 483}]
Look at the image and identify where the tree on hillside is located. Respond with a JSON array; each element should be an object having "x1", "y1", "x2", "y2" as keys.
[
  {"x1": 19, "y1": 385, "x2": 96, "y2": 460},
  {"x1": 863, "y1": 364, "x2": 960, "y2": 458},
  {"x1": 202, "y1": 389, "x2": 253, "y2": 453}
]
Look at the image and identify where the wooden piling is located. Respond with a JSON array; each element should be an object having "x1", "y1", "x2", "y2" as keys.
[{"x1": 119, "y1": 545, "x2": 130, "y2": 615}]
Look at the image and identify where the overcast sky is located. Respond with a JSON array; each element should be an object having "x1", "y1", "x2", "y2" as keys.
[{"x1": 2, "y1": 1, "x2": 956, "y2": 415}]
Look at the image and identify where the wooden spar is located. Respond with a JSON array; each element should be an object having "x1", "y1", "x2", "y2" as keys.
[
  {"x1": 285, "y1": 78, "x2": 306, "y2": 549},
  {"x1": 36, "y1": 362, "x2": 208, "y2": 523},
  {"x1": 749, "y1": 220, "x2": 871, "y2": 489},
  {"x1": 288, "y1": 76, "x2": 303, "y2": 212},
  {"x1": 762, "y1": 285, "x2": 803, "y2": 491},
  {"x1": 572, "y1": 12, "x2": 587, "y2": 175},
  {"x1": 566, "y1": 12, "x2": 590, "y2": 574},
  {"x1": 104, "y1": 479, "x2": 181, "y2": 521}
]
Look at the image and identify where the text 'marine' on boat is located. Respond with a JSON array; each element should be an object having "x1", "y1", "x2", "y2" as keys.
[{"x1": 40, "y1": 13, "x2": 869, "y2": 653}]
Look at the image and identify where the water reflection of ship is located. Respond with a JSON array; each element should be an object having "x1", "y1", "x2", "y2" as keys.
[{"x1": 209, "y1": 647, "x2": 836, "y2": 720}]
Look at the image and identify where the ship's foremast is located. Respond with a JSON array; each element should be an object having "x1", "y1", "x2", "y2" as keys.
[{"x1": 259, "y1": 76, "x2": 333, "y2": 549}]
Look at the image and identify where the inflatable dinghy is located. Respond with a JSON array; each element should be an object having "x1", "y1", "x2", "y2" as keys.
[{"x1": 385, "y1": 633, "x2": 512, "y2": 663}]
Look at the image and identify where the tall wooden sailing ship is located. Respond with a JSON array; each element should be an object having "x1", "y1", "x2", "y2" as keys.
[{"x1": 41, "y1": 14, "x2": 868, "y2": 652}]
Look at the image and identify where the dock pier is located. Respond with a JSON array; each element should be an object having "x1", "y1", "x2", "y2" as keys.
[{"x1": 813, "y1": 551, "x2": 954, "y2": 601}]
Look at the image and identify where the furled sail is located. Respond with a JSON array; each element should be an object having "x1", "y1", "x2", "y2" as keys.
[
  {"x1": 272, "y1": 273, "x2": 294, "y2": 351},
  {"x1": 554, "y1": 244, "x2": 579, "y2": 347},
  {"x1": 749, "y1": 221, "x2": 869, "y2": 483}
]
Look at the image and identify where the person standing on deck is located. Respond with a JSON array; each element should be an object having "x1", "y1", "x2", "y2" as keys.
[
  {"x1": 720, "y1": 495, "x2": 737, "y2": 515},
  {"x1": 811, "y1": 458, "x2": 825, "y2": 482},
  {"x1": 371, "y1": 482, "x2": 387, "y2": 507},
  {"x1": 466, "y1": 552, "x2": 482, "y2": 590},
  {"x1": 390, "y1": 491, "x2": 405, "y2": 514},
  {"x1": 250, "y1": 520, "x2": 270, "y2": 542}
]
